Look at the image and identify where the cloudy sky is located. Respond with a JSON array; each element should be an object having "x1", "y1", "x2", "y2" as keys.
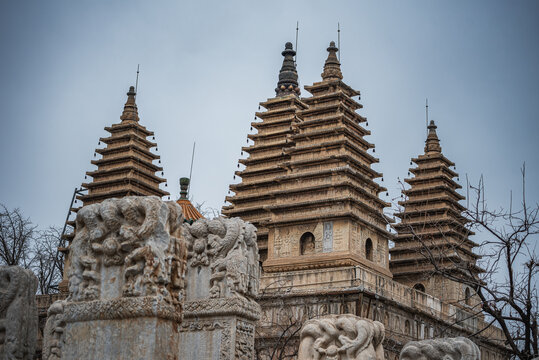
[{"x1": 1, "y1": 0, "x2": 538, "y2": 246}]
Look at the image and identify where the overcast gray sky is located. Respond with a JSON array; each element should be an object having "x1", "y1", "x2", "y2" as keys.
[{"x1": 1, "y1": 0, "x2": 538, "y2": 245}]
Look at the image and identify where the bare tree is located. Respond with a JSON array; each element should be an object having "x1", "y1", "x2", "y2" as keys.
[
  {"x1": 394, "y1": 165, "x2": 538, "y2": 360},
  {"x1": 0, "y1": 203, "x2": 36, "y2": 267},
  {"x1": 32, "y1": 226, "x2": 65, "y2": 294}
]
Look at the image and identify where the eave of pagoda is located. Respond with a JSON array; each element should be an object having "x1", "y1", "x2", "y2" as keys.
[
  {"x1": 86, "y1": 165, "x2": 166, "y2": 183},
  {"x1": 398, "y1": 193, "x2": 465, "y2": 208},
  {"x1": 238, "y1": 152, "x2": 289, "y2": 166},
  {"x1": 281, "y1": 153, "x2": 384, "y2": 183},
  {"x1": 301, "y1": 89, "x2": 363, "y2": 111},
  {"x1": 292, "y1": 126, "x2": 374, "y2": 151},
  {"x1": 392, "y1": 227, "x2": 477, "y2": 244},
  {"x1": 404, "y1": 172, "x2": 462, "y2": 189},
  {"x1": 78, "y1": 187, "x2": 168, "y2": 204},
  {"x1": 104, "y1": 122, "x2": 154, "y2": 137},
  {"x1": 258, "y1": 94, "x2": 308, "y2": 111},
  {"x1": 99, "y1": 133, "x2": 157, "y2": 148},
  {"x1": 303, "y1": 79, "x2": 360, "y2": 98},
  {"x1": 393, "y1": 217, "x2": 470, "y2": 234},
  {"x1": 299, "y1": 102, "x2": 366, "y2": 124},
  {"x1": 412, "y1": 153, "x2": 455, "y2": 167},
  {"x1": 82, "y1": 175, "x2": 167, "y2": 193},
  {"x1": 284, "y1": 139, "x2": 380, "y2": 169},
  {"x1": 95, "y1": 144, "x2": 160, "y2": 160},
  {"x1": 241, "y1": 139, "x2": 293, "y2": 154},
  {"x1": 410, "y1": 164, "x2": 458, "y2": 178},
  {"x1": 402, "y1": 184, "x2": 465, "y2": 200},
  {"x1": 297, "y1": 113, "x2": 370, "y2": 137},
  {"x1": 226, "y1": 178, "x2": 388, "y2": 209},
  {"x1": 390, "y1": 261, "x2": 485, "y2": 276},
  {"x1": 389, "y1": 242, "x2": 481, "y2": 260},
  {"x1": 90, "y1": 155, "x2": 162, "y2": 172},
  {"x1": 248, "y1": 128, "x2": 295, "y2": 141}
]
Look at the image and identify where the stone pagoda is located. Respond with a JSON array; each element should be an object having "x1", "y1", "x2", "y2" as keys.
[
  {"x1": 390, "y1": 120, "x2": 482, "y2": 305},
  {"x1": 224, "y1": 42, "x2": 392, "y2": 278},
  {"x1": 78, "y1": 86, "x2": 169, "y2": 205}
]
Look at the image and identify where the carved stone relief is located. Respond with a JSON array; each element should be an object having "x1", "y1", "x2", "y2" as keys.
[
  {"x1": 298, "y1": 315, "x2": 385, "y2": 360},
  {"x1": 0, "y1": 266, "x2": 38, "y2": 360},
  {"x1": 399, "y1": 337, "x2": 481, "y2": 360}
]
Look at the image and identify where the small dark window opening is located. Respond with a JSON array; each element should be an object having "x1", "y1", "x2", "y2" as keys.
[
  {"x1": 300, "y1": 232, "x2": 315, "y2": 255},
  {"x1": 365, "y1": 238, "x2": 373, "y2": 261},
  {"x1": 413, "y1": 283, "x2": 426, "y2": 293},
  {"x1": 465, "y1": 287, "x2": 472, "y2": 305}
]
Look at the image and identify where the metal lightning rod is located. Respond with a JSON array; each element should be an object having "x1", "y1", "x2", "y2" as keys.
[
  {"x1": 135, "y1": 64, "x2": 140, "y2": 98},
  {"x1": 187, "y1": 141, "x2": 196, "y2": 197},
  {"x1": 338, "y1": 23, "x2": 341, "y2": 61},
  {"x1": 425, "y1": 98, "x2": 429, "y2": 136},
  {"x1": 295, "y1": 21, "x2": 299, "y2": 64}
]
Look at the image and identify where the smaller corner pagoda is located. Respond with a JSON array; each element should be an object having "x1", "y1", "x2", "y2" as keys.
[
  {"x1": 391, "y1": 120, "x2": 482, "y2": 305},
  {"x1": 78, "y1": 86, "x2": 169, "y2": 205}
]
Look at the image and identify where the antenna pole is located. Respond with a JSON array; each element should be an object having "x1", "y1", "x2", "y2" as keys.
[
  {"x1": 338, "y1": 23, "x2": 341, "y2": 61},
  {"x1": 135, "y1": 64, "x2": 140, "y2": 96},
  {"x1": 295, "y1": 21, "x2": 299, "y2": 64},
  {"x1": 425, "y1": 98, "x2": 429, "y2": 136},
  {"x1": 187, "y1": 141, "x2": 196, "y2": 197}
]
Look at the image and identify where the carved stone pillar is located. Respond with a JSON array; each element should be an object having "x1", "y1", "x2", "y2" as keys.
[
  {"x1": 43, "y1": 196, "x2": 187, "y2": 360},
  {"x1": 179, "y1": 217, "x2": 261, "y2": 360},
  {"x1": 298, "y1": 315, "x2": 386, "y2": 360},
  {"x1": 0, "y1": 266, "x2": 38, "y2": 360}
]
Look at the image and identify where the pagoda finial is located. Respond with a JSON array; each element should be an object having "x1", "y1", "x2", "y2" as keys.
[
  {"x1": 321, "y1": 41, "x2": 343, "y2": 81},
  {"x1": 120, "y1": 86, "x2": 140, "y2": 122},
  {"x1": 275, "y1": 42, "x2": 300, "y2": 97},
  {"x1": 425, "y1": 120, "x2": 442, "y2": 154},
  {"x1": 179, "y1": 177, "x2": 190, "y2": 200}
]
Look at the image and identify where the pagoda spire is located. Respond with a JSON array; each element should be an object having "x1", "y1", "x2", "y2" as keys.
[
  {"x1": 425, "y1": 120, "x2": 442, "y2": 154},
  {"x1": 120, "y1": 86, "x2": 140, "y2": 122},
  {"x1": 275, "y1": 42, "x2": 300, "y2": 97},
  {"x1": 321, "y1": 41, "x2": 343, "y2": 81}
]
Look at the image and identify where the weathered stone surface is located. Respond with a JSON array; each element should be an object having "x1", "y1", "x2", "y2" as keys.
[
  {"x1": 0, "y1": 266, "x2": 38, "y2": 360},
  {"x1": 298, "y1": 315, "x2": 385, "y2": 360},
  {"x1": 399, "y1": 337, "x2": 481, "y2": 360},
  {"x1": 179, "y1": 217, "x2": 260, "y2": 360},
  {"x1": 43, "y1": 196, "x2": 187, "y2": 360}
]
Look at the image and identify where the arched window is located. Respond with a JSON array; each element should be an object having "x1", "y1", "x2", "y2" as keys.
[
  {"x1": 404, "y1": 320, "x2": 410, "y2": 335},
  {"x1": 365, "y1": 238, "x2": 373, "y2": 261},
  {"x1": 413, "y1": 283, "x2": 426, "y2": 293},
  {"x1": 300, "y1": 232, "x2": 315, "y2": 255},
  {"x1": 465, "y1": 287, "x2": 472, "y2": 305}
]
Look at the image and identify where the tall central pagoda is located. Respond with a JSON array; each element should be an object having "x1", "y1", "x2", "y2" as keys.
[
  {"x1": 390, "y1": 120, "x2": 482, "y2": 304},
  {"x1": 223, "y1": 42, "x2": 392, "y2": 277},
  {"x1": 79, "y1": 86, "x2": 169, "y2": 204}
]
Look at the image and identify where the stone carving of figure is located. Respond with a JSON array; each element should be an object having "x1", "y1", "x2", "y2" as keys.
[
  {"x1": 399, "y1": 337, "x2": 481, "y2": 360},
  {"x1": 301, "y1": 232, "x2": 315, "y2": 255},
  {"x1": 183, "y1": 217, "x2": 259, "y2": 300},
  {"x1": 0, "y1": 266, "x2": 38, "y2": 360},
  {"x1": 67, "y1": 196, "x2": 186, "y2": 305},
  {"x1": 298, "y1": 314, "x2": 385, "y2": 360}
]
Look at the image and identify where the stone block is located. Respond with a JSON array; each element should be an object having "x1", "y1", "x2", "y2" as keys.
[
  {"x1": 298, "y1": 314, "x2": 385, "y2": 360},
  {"x1": 399, "y1": 337, "x2": 481, "y2": 360},
  {"x1": 43, "y1": 196, "x2": 187, "y2": 360},
  {"x1": 0, "y1": 266, "x2": 38, "y2": 360},
  {"x1": 180, "y1": 217, "x2": 260, "y2": 360}
]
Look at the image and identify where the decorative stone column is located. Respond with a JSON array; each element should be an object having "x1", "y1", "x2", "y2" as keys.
[
  {"x1": 43, "y1": 196, "x2": 187, "y2": 360},
  {"x1": 298, "y1": 315, "x2": 386, "y2": 360},
  {"x1": 179, "y1": 217, "x2": 261, "y2": 360},
  {"x1": 0, "y1": 266, "x2": 38, "y2": 360}
]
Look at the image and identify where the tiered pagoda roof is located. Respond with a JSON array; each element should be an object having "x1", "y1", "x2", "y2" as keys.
[
  {"x1": 390, "y1": 120, "x2": 482, "y2": 294},
  {"x1": 78, "y1": 86, "x2": 169, "y2": 205}
]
